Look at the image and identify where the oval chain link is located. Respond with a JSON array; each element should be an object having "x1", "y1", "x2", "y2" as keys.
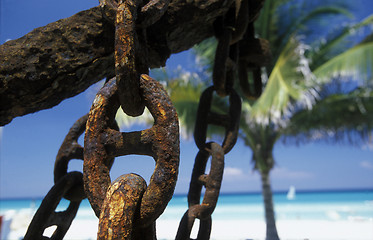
[
  {"x1": 84, "y1": 75, "x2": 180, "y2": 238},
  {"x1": 99, "y1": 0, "x2": 170, "y2": 116}
]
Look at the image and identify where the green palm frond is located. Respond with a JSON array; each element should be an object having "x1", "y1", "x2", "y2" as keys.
[
  {"x1": 249, "y1": 37, "x2": 316, "y2": 123},
  {"x1": 310, "y1": 14, "x2": 373, "y2": 69},
  {"x1": 314, "y1": 36, "x2": 373, "y2": 83},
  {"x1": 279, "y1": 6, "x2": 351, "y2": 45},
  {"x1": 193, "y1": 37, "x2": 217, "y2": 72},
  {"x1": 256, "y1": 0, "x2": 291, "y2": 40},
  {"x1": 167, "y1": 77, "x2": 205, "y2": 138},
  {"x1": 286, "y1": 87, "x2": 373, "y2": 143},
  {"x1": 275, "y1": 5, "x2": 352, "y2": 61}
]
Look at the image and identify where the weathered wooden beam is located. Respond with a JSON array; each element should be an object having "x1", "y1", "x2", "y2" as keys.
[{"x1": 0, "y1": 0, "x2": 233, "y2": 126}]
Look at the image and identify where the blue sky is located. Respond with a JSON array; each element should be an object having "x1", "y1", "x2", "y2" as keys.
[{"x1": 1, "y1": 0, "x2": 373, "y2": 199}]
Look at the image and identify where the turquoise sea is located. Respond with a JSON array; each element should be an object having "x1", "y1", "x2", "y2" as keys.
[{"x1": 1, "y1": 189, "x2": 373, "y2": 222}]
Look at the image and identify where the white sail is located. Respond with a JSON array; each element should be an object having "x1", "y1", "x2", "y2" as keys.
[{"x1": 287, "y1": 185, "x2": 296, "y2": 200}]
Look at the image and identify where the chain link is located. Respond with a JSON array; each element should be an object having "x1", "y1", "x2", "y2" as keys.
[
  {"x1": 24, "y1": 172, "x2": 82, "y2": 240},
  {"x1": 24, "y1": 114, "x2": 93, "y2": 239},
  {"x1": 176, "y1": 143, "x2": 224, "y2": 240},
  {"x1": 24, "y1": 0, "x2": 271, "y2": 239},
  {"x1": 237, "y1": 20, "x2": 271, "y2": 99},
  {"x1": 84, "y1": 75, "x2": 180, "y2": 239}
]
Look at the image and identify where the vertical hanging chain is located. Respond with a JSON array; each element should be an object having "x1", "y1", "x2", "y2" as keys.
[
  {"x1": 175, "y1": 0, "x2": 270, "y2": 238},
  {"x1": 99, "y1": 0, "x2": 170, "y2": 117},
  {"x1": 175, "y1": 4, "x2": 246, "y2": 239},
  {"x1": 83, "y1": 1, "x2": 179, "y2": 238},
  {"x1": 237, "y1": 0, "x2": 271, "y2": 99}
]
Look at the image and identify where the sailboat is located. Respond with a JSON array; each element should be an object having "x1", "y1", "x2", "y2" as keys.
[{"x1": 287, "y1": 185, "x2": 296, "y2": 200}]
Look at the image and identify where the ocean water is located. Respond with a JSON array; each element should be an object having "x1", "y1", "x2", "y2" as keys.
[{"x1": 1, "y1": 189, "x2": 373, "y2": 223}]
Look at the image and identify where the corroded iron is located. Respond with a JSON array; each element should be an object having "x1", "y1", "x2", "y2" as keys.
[
  {"x1": 97, "y1": 173, "x2": 152, "y2": 240},
  {"x1": 237, "y1": 21, "x2": 271, "y2": 99},
  {"x1": 24, "y1": 172, "x2": 82, "y2": 240},
  {"x1": 187, "y1": 143, "x2": 225, "y2": 219},
  {"x1": 115, "y1": 0, "x2": 146, "y2": 116},
  {"x1": 212, "y1": 23, "x2": 233, "y2": 97},
  {"x1": 54, "y1": 114, "x2": 87, "y2": 201},
  {"x1": 84, "y1": 75, "x2": 179, "y2": 234},
  {"x1": 99, "y1": 0, "x2": 170, "y2": 117},
  {"x1": 176, "y1": 211, "x2": 212, "y2": 240},
  {"x1": 22, "y1": 0, "x2": 271, "y2": 238},
  {"x1": 176, "y1": 7, "x2": 245, "y2": 237},
  {"x1": 194, "y1": 86, "x2": 241, "y2": 154},
  {"x1": 176, "y1": 143, "x2": 224, "y2": 240},
  {"x1": 54, "y1": 114, "x2": 118, "y2": 201}
]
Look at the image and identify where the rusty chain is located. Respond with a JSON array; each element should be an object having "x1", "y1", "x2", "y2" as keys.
[
  {"x1": 24, "y1": 0, "x2": 270, "y2": 239},
  {"x1": 175, "y1": 4, "x2": 248, "y2": 238},
  {"x1": 24, "y1": 172, "x2": 82, "y2": 240},
  {"x1": 99, "y1": 0, "x2": 170, "y2": 117},
  {"x1": 24, "y1": 115, "x2": 92, "y2": 239},
  {"x1": 84, "y1": 75, "x2": 179, "y2": 239}
]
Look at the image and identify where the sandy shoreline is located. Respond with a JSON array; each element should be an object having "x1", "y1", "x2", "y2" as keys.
[{"x1": 2, "y1": 211, "x2": 372, "y2": 240}]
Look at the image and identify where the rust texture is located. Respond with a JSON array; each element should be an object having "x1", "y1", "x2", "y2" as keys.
[
  {"x1": 112, "y1": 0, "x2": 147, "y2": 116},
  {"x1": 187, "y1": 143, "x2": 225, "y2": 219},
  {"x1": 194, "y1": 86, "x2": 241, "y2": 154},
  {"x1": 54, "y1": 114, "x2": 88, "y2": 201},
  {"x1": 54, "y1": 114, "x2": 118, "y2": 202},
  {"x1": 84, "y1": 75, "x2": 179, "y2": 227},
  {"x1": 175, "y1": 143, "x2": 224, "y2": 240},
  {"x1": 238, "y1": 21, "x2": 271, "y2": 99},
  {"x1": 213, "y1": 26, "x2": 233, "y2": 97},
  {"x1": 176, "y1": 211, "x2": 212, "y2": 240},
  {"x1": 0, "y1": 8, "x2": 115, "y2": 126},
  {"x1": 97, "y1": 173, "x2": 148, "y2": 239},
  {"x1": 0, "y1": 0, "x2": 238, "y2": 126},
  {"x1": 24, "y1": 172, "x2": 82, "y2": 240}
]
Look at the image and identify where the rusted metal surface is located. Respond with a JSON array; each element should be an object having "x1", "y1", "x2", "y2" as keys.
[
  {"x1": 176, "y1": 143, "x2": 224, "y2": 239},
  {"x1": 21, "y1": 0, "x2": 271, "y2": 238},
  {"x1": 176, "y1": 4, "x2": 247, "y2": 237},
  {"x1": 194, "y1": 86, "x2": 241, "y2": 154},
  {"x1": 138, "y1": 0, "x2": 171, "y2": 28},
  {"x1": 0, "y1": 0, "x2": 237, "y2": 126},
  {"x1": 84, "y1": 75, "x2": 179, "y2": 232},
  {"x1": 98, "y1": 173, "x2": 156, "y2": 240},
  {"x1": 24, "y1": 172, "x2": 82, "y2": 240},
  {"x1": 237, "y1": 21, "x2": 271, "y2": 99},
  {"x1": 176, "y1": 211, "x2": 212, "y2": 240},
  {"x1": 187, "y1": 143, "x2": 224, "y2": 218},
  {"x1": 212, "y1": 0, "x2": 269, "y2": 100},
  {"x1": 54, "y1": 114, "x2": 118, "y2": 201},
  {"x1": 100, "y1": 0, "x2": 147, "y2": 116},
  {"x1": 54, "y1": 114, "x2": 87, "y2": 201},
  {"x1": 213, "y1": 26, "x2": 233, "y2": 97},
  {"x1": 97, "y1": 173, "x2": 148, "y2": 239},
  {"x1": 99, "y1": 0, "x2": 171, "y2": 117}
]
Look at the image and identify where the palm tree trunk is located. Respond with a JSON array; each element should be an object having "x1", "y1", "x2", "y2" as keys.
[{"x1": 260, "y1": 171, "x2": 280, "y2": 240}]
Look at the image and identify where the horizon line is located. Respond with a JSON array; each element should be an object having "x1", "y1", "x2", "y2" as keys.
[{"x1": 1, "y1": 187, "x2": 372, "y2": 201}]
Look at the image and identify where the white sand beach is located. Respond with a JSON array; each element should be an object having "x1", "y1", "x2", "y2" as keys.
[{"x1": 2, "y1": 211, "x2": 373, "y2": 240}]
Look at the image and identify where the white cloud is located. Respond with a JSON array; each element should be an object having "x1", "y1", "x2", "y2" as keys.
[
  {"x1": 223, "y1": 167, "x2": 260, "y2": 182},
  {"x1": 224, "y1": 167, "x2": 244, "y2": 177},
  {"x1": 271, "y1": 167, "x2": 313, "y2": 179},
  {"x1": 360, "y1": 161, "x2": 373, "y2": 170}
]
